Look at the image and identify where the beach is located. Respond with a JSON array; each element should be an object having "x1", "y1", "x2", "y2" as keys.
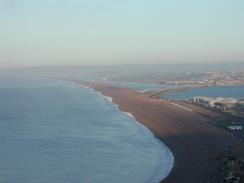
[
  {"x1": 76, "y1": 81, "x2": 244, "y2": 183},
  {"x1": 0, "y1": 78, "x2": 175, "y2": 183}
]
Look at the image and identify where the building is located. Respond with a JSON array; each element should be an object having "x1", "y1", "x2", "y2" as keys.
[
  {"x1": 214, "y1": 98, "x2": 238, "y2": 110},
  {"x1": 227, "y1": 126, "x2": 243, "y2": 131},
  {"x1": 193, "y1": 96, "x2": 239, "y2": 109},
  {"x1": 193, "y1": 96, "x2": 214, "y2": 107}
]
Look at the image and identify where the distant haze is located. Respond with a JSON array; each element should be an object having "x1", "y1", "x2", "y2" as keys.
[
  {"x1": 0, "y1": 0, "x2": 244, "y2": 69},
  {"x1": 1, "y1": 63, "x2": 244, "y2": 82}
]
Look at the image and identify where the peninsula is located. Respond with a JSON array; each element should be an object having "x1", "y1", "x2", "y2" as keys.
[{"x1": 75, "y1": 81, "x2": 244, "y2": 183}]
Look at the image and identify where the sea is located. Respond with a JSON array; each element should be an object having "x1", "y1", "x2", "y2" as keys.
[
  {"x1": 163, "y1": 86, "x2": 244, "y2": 100},
  {"x1": 0, "y1": 77, "x2": 173, "y2": 183}
]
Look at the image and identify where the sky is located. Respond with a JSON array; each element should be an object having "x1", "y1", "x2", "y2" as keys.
[{"x1": 0, "y1": 0, "x2": 244, "y2": 68}]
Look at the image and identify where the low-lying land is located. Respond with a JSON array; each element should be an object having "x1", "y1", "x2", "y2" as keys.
[{"x1": 75, "y1": 80, "x2": 244, "y2": 183}]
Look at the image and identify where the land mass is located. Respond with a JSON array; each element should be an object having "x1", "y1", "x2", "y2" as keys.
[{"x1": 75, "y1": 81, "x2": 244, "y2": 183}]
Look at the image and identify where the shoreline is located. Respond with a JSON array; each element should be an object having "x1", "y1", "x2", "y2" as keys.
[
  {"x1": 74, "y1": 80, "x2": 244, "y2": 183},
  {"x1": 99, "y1": 89, "x2": 175, "y2": 183},
  {"x1": 158, "y1": 85, "x2": 244, "y2": 100},
  {"x1": 77, "y1": 82, "x2": 174, "y2": 183}
]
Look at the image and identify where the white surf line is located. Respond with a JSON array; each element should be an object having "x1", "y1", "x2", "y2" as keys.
[{"x1": 170, "y1": 102, "x2": 193, "y2": 112}]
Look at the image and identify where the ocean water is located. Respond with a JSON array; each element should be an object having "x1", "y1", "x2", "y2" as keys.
[
  {"x1": 0, "y1": 78, "x2": 173, "y2": 183},
  {"x1": 164, "y1": 86, "x2": 244, "y2": 100}
]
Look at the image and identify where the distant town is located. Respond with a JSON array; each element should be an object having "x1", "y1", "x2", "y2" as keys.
[
  {"x1": 147, "y1": 71, "x2": 244, "y2": 142},
  {"x1": 161, "y1": 71, "x2": 244, "y2": 87},
  {"x1": 110, "y1": 70, "x2": 244, "y2": 89}
]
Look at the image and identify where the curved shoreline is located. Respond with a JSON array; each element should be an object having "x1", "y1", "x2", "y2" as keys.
[
  {"x1": 102, "y1": 94, "x2": 175, "y2": 182},
  {"x1": 102, "y1": 92, "x2": 175, "y2": 182},
  {"x1": 77, "y1": 83, "x2": 174, "y2": 183},
  {"x1": 73, "y1": 81, "x2": 244, "y2": 183}
]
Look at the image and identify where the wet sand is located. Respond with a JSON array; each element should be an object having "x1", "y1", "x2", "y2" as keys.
[{"x1": 75, "y1": 81, "x2": 242, "y2": 183}]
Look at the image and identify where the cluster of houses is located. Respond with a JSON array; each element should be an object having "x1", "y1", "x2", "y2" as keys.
[
  {"x1": 192, "y1": 96, "x2": 244, "y2": 132},
  {"x1": 192, "y1": 96, "x2": 244, "y2": 111}
]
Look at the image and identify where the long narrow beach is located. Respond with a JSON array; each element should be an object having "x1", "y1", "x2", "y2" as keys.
[{"x1": 76, "y1": 81, "x2": 243, "y2": 183}]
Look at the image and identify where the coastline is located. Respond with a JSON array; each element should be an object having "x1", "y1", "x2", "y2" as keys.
[
  {"x1": 159, "y1": 85, "x2": 244, "y2": 100},
  {"x1": 100, "y1": 90, "x2": 175, "y2": 182},
  {"x1": 76, "y1": 82, "x2": 174, "y2": 183},
  {"x1": 74, "y1": 80, "x2": 244, "y2": 183}
]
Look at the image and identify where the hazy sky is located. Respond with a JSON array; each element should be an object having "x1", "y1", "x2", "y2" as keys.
[{"x1": 0, "y1": 0, "x2": 244, "y2": 68}]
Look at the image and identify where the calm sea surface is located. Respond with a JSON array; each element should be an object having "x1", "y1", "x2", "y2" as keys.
[
  {"x1": 163, "y1": 86, "x2": 244, "y2": 100},
  {"x1": 0, "y1": 78, "x2": 173, "y2": 183}
]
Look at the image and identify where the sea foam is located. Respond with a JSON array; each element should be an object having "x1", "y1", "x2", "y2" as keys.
[{"x1": 73, "y1": 82, "x2": 174, "y2": 183}]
